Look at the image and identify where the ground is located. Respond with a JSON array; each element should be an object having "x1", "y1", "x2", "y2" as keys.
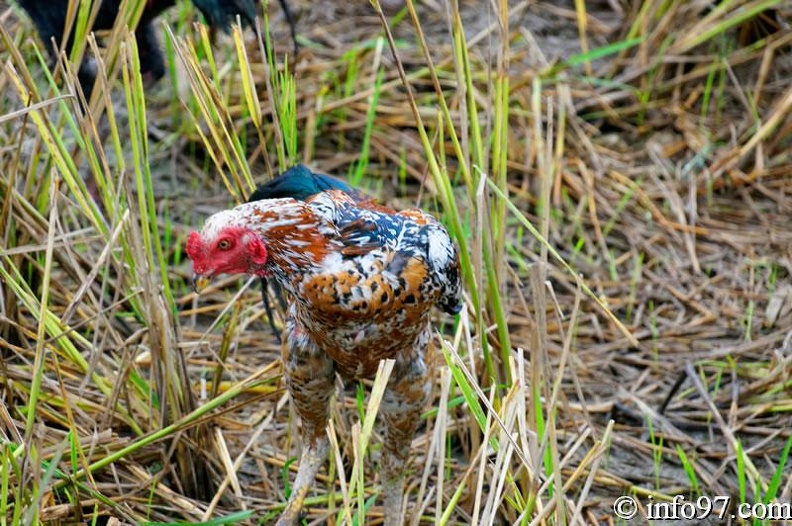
[{"x1": 0, "y1": 0, "x2": 790, "y2": 524}]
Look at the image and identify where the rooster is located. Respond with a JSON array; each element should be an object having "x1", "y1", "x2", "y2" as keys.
[
  {"x1": 16, "y1": 0, "x2": 296, "y2": 97},
  {"x1": 186, "y1": 164, "x2": 462, "y2": 525}
]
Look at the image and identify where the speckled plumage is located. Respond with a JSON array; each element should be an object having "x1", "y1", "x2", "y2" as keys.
[
  {"x1": 199, "y1": 192, "x2": 461, "y2": 354},
  {"x1": 188, "y1": 169, "x2": 462, "y2": 525}
]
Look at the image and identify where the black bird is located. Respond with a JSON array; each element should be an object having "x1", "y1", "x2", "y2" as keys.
[{"x1": 16, "y1": 0, "x2": 297, "y2": 97}]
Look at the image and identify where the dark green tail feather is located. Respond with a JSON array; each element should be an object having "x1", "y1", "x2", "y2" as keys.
[{"x1": 248, "y1": 164, "x2": 358, "y2": 203}]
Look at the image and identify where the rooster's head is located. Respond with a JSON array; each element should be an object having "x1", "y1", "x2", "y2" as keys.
[{"x1": 186, "y1": 217, "x2": 268, "y2": 292}]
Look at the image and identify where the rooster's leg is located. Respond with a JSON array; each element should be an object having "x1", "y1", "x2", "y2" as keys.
[
  {"x1": 259, "y1": 278, "x2": 283, "y2": 343},
  {"x1": 277, "y1": 334, "x2": 335, "y2": 526},
  {"x1": 378, "y1": 344, "x2": 432, "y2": 526}
]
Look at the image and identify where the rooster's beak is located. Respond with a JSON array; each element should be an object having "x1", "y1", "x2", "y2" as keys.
[{"x1": 192, "y1": 274, "x2": 211, "y2": 293}]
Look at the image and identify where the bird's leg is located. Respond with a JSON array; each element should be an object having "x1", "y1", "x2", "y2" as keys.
[
  {"x1": 259, "y1": 277, "x2": 282, "y2": 343},
  {"x1": 378, "y1": 347, "x2": 432, "y2": 526},
  {"x1": 273, "y1": 280, "x2": 288, "y2": 311},
  {"x1": 135, "y1": 21, "x2": 166, "y2": 86},
  {"x1": 276, "y1": 0, "x2": 299, "y2": 56},
  {"x1": 277, "y1": 331, "x2": 335, "y2": 526}
]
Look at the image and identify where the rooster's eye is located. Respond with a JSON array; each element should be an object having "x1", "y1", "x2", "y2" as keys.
[{"x1": 218, "y1": 239, "x2": 232, "y2": 250}]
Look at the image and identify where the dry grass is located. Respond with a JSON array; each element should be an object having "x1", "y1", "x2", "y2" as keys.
[{"x1": 1, "y1": 0, "x2": 791, "y2": 524}]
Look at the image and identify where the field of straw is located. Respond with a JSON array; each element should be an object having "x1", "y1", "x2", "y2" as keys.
[{"x1": 1, "y1": 0, "x2": 791, "y2": 524}]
